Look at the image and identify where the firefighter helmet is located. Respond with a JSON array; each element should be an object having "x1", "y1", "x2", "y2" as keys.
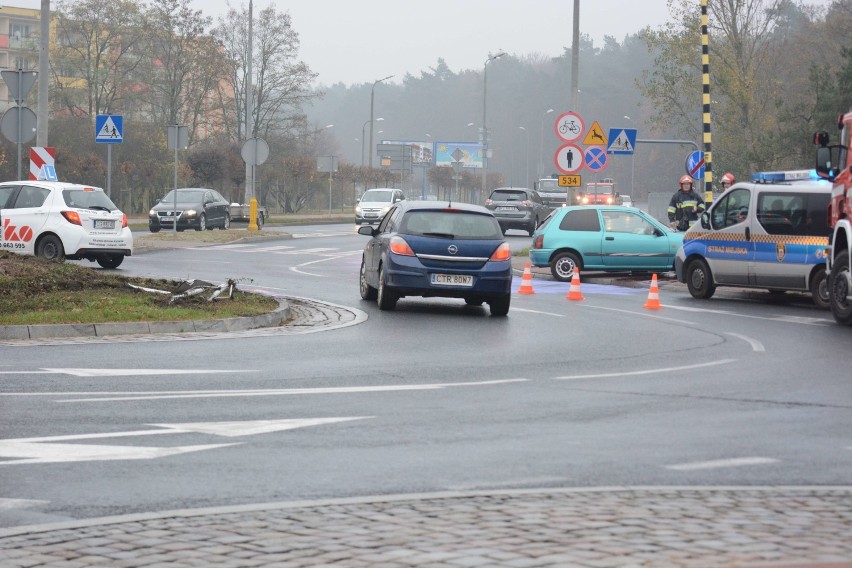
[
  {"x1": 679, "y1": 175, "x2": 693, "y2": 187},
  {"x1": 721, "y1": 172, "x2": 735, "y2": 185}
]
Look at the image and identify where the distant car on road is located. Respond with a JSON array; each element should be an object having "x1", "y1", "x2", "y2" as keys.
[
  {"x1": 484, "y1": 187, "x2": 551, "y2": 236},
  {"x1": 357, "y1": 200, "x2": 513, "y2": 315},
  {"x1": 355, "y1": 188, "x2": 406, "y2": 225},
  {"x1": 0, "y1": 180, "x2": 132, "y2": 268},
  {"x1": 149, "y1": 188, "x2": 230, "y2": 232},
  {"x1": 530, "y1": 205, "x2": 683, "y2": 281}
]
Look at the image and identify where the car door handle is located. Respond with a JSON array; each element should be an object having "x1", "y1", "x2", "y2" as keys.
[
  {"x1": 605, "y1": 236, "x2": 614, "y2": 241},
  {"x1": 745, "y1": 227, "x2": 750, "y2": 241}
]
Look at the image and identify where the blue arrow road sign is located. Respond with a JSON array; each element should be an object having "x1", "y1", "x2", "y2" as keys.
[
  {"x1": 584, "y1": 146, "x2": 608, "y2": 173},
  {"x1": 95, "y1": 115, "x2": 123, "y2": 143},
  {"x1": 686, "y1": 150, "x2": 705, "y2": 179}
]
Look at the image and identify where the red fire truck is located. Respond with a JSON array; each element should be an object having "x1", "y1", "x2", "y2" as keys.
[{"x1": 814, "y1": 109, "x2": 852, "y2": 324}]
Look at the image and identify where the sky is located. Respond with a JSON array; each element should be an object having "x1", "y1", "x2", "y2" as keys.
[{"x1": 4, "y1": 0, "x2": 678, "y2": 86}]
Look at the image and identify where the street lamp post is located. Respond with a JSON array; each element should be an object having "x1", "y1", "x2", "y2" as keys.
[
  {"x1": 624, "y1": 115, "x2": 635, "y2": 195},
  {"x1": 481, "y1": 52, "x2": 506, "y2": 200},
  {"x1": 538, "y1": 108, "x2": 554, "y2": 180},
  {"x1": 369, "y1": 75, "x2": 393, "y2": 169},
  {"x1": 519, "y1": 126, "x2": 529, "y2": 188},
  {"x1": 361, "y1": 117, "x2": 383, "y2": 168}
]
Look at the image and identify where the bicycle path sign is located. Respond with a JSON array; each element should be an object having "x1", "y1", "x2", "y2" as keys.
[{"x1": 554, "y1": 111, "x2": 584, "y2": 143}]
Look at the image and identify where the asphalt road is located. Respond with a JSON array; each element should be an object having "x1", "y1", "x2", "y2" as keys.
[{"x1": 1, "y1": 223, "x2": 850, "y2": 533}]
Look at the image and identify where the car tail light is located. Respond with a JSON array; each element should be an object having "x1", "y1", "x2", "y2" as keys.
[
  {"x1": 121, "y1": 213, "x2": 128, "y2": 228},
  {"x1": 521, "y1": 200, "x2": 532, "y2": 207},
  {"x1": 389, "y1": 236, "x2": 415, "y2": 256},
  {"x1": 61, "y1": 211, "x2": 82, "y2": 225},
  {"x1": 490, "y1": 242, "x2": 511, "y2": 261},
  {"x1": 533, "y1": 235, "x2": 544, "y2": 249}
]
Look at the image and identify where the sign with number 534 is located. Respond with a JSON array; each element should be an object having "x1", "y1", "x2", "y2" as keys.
[{"x1": 558, "y1": 175, "x2": 581, "y2": 187}]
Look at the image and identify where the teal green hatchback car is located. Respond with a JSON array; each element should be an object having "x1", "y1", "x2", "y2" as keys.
[{"x1": 529, "y1": 205, "x2": 684, "y2": 281}]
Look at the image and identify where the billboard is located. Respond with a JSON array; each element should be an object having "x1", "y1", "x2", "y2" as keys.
[
  {"x1": 380, "y1": 140, "x2": 433, "y2": 165},
  {"x1": 434, "y1": 141, "x2": 483, "y2": 169}
]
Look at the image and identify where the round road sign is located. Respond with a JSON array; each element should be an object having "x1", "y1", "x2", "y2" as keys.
[
  {"x1": 555, "y1": 143, "x2": 584, "y2": 174},
  {"x1": 554, "y1": 111, "x2": 585, "y2": 143},
  {"x1": 584, "y1": 146, "x2": 609, "y2": 173},
  {"x1": 241, "y1": 137, "x2": 269, "y2": 166}
]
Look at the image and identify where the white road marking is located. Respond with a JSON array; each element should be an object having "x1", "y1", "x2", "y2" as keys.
[
  {"x1": 725, "y1": 332, "x2": 765, "y2": 352},
  {"x1": 665, "y1": 304, "x2": 831, "y2": 326},
  {"x1": 510, "y1": 308, "x2": 566, "y2": 317},
  {"x1": 583, "y1": 304, "x2": 698, "y2": 325},
  {"x1": 665, "y1": 457, "x2": 779, "y2": 471},
  {"x1": 0, "y1": 418, "x2": 369, "y2": 465},
  {"x1": 0, "y1": 378, "x2": 530, "y2": 403},
  {"x1": 36, "y1": 369, "x2": 255, "y2": 377},
  {"x1": 0, "y1": 498, "x2": 48, "y2": 510},
  {"x1": 289, "y1": 250, "x2": 363, "y2": 277},
  {"x1": 553, "y1": 359, "x2": 737, "y2": 380}
]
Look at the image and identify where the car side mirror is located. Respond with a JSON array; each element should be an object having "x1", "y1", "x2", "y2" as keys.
[
  {"x1": 357, "y1": 225, "x2": 376, "y2": 236},
  {"x1": 700, "y1": 211, "x2": 710, "y2": 229}
]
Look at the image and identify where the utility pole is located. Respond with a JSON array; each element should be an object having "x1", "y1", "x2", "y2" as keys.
[
  {"x1": 243, "y1": 0, "x2": 254, "y2": 204},
  {"x1": 36, "y1": 0, "x2": 49, "y2": 146}
]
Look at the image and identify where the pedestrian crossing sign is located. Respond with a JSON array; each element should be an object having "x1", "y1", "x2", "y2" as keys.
[
  {"x1": 606, "y1": 128, "x2": 637, "y2": 155},
  {"x1": 95, "y1": 115, "x2": 123, "y2": 143}
]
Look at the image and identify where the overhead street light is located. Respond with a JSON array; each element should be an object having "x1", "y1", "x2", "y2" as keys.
[
  {"x1": 481, "y1": 51, "x2": 506, "y2": 200},
  {"x1": 538, "y1": 108, "x2": 554, "y2": 180},
  {"x1": 369, "y1": 75, "x2": 394, "y2": 169}
]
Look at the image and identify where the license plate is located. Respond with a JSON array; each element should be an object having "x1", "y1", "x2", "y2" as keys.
[
  {"x1": 93, "y1": 220, "x2": 115, "y2": 229},
  {"x1": 496, "y1": 206, "x2": 516, "y2": 211},
  {"x1": 431, "y1": 273, "x2": 473, "y2": 287}
]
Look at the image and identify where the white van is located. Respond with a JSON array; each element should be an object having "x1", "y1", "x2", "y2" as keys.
[{"x1": 674, "y1": 170, "x2": 832, "y2": 307}]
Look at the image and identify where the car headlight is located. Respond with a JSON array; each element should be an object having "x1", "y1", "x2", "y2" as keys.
[
  {"x1": 355, "y1": 206, "x2": 362, "y2": 214},
  {"x1": 184, "y1": 209, "x2": 197, "y2": 217},
  {"x1": 380, "y1": 206, "x2": 391, "y2": 215},
  {"x1": 149, "y1": 209, "x2": 156, "y2": 216}
]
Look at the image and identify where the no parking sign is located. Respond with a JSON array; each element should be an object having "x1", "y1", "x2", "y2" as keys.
[{"x1": 584, "y1": 146, "x2": 608, "y2": 173}]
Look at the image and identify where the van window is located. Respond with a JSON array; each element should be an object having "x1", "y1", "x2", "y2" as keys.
[
  {"x1": 756, "y1": 192, "x2": 830, "y2": 237},
  {"x1": 711, "y1": 188, "x2": 750, "y2": 229}
]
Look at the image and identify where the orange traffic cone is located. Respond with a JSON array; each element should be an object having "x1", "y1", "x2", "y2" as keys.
[
  {"x1": 518, "y1": 262, "x2": 535, "y2": 295},
  {"x1": 565, "y1": 268, "x2": 584, "y2": 301},
  {"x1": 643, "y1": 273, "x2": 662, "y2": 310}
]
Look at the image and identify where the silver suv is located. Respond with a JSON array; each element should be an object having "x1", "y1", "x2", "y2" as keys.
[
  {"x1": 355, "y1": 188, "x2": 405, "y2": 225},
  {"x1": 484, "y1": 187, "x2": 551, "y2": 236}
]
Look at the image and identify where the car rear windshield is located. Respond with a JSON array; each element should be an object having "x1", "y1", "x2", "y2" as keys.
[
  {"x1": 62, "y1": 188, "x2": 118, "y2": 210},
  {"x1": 361, "y1": 190, "x2": 393, "y2": 202},
  {"x1": 490, "y1": 190, "x2": 527, "y2": 201},
  {"x1": 402, "y1": 210, "x2": 502, "y2": 239},
  {"x1": 161, "y1": 189, "x2": 205, "y2": 203}
]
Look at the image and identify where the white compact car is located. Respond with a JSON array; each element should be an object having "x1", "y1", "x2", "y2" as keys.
[{"x1": 0, "y1": 181, "x2": 133, "y2": 268}]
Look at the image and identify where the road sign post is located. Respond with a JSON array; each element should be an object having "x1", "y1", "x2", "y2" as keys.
[
  {"x1": 241, "y1": 137, "x2": 269, "y2": 230},
  {"x1": 1, "y1": 69, "x2": 38, "y2": 180},
  {"x1": 167, "y1": 124, "x2": 188, "y2": 233},
  {"x1": 96, "y1": 115, "x2": 124, "y2": 200}
]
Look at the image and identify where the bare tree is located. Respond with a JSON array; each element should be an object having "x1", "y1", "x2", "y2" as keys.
[
  {"x1": 212, "y1": 3, "x2": 319, "y2": 143},
  {"x1": 53, "y1": 0, "x2": 147, "y2": 116},
  {"x1": 143, "y1": 0, "x2": 228, "y2": 143}
]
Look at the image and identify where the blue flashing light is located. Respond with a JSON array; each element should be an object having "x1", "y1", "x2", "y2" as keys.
[{"x1": 751, "y1": 169, "x2": 822, "y2": 183}]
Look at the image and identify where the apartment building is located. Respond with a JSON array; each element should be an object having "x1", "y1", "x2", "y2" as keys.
[{"x1": 0, "y1": 5, "x2": 40, "y2": 112}]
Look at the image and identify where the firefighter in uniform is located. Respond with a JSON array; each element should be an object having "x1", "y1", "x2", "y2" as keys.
[
  {"x1": 668, "y1": 175, "x2": 705, "y2": 231},
  {"x1": 714, "y1": 172, "x2": 735, "y2": 201}
]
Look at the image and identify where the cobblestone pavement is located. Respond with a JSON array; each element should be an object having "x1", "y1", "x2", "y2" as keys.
[{"x1": 0, "y1": 487, "x2": 850, "y2": 567}]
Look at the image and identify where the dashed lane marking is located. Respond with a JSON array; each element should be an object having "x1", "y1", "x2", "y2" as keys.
[
  {"x1": 665, "y1": 457, "x2": 779, "y2": 471},
  {"x1": 553, "y1": 359, "x2": 737, "y2": 380}
]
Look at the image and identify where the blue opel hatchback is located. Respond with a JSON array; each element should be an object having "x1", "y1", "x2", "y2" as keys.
[
  {"x1": 358, "y1": 201, "x2": 513, "y2": 315},
  {"x1": 530, "y1": 205, "x2": 684, "y2": 281}
]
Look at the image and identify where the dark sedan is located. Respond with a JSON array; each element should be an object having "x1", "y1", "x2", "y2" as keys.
[
  {"x1": 149, "y1": 188, "x2": 231, "y2": 232},
  {"x1": 358, "y1": 201, "x2": 513, "y2": 316}
]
